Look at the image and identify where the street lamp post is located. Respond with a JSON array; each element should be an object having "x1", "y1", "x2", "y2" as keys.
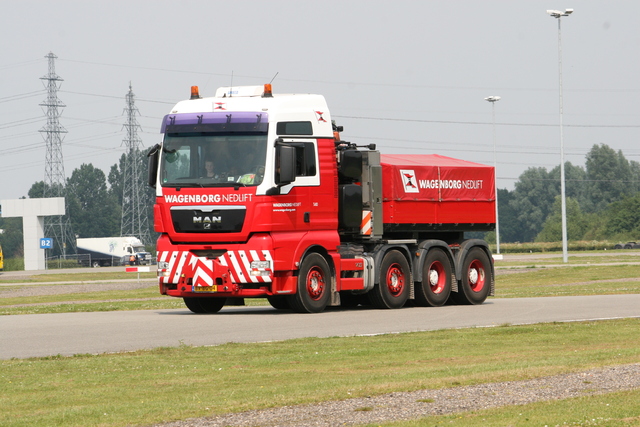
[
  {"x1": 484, "y1": 96, "x2": 501, "y2": 254},
  {"x1": 547, "y1": 8, "x2": 573, "y2": 263}
]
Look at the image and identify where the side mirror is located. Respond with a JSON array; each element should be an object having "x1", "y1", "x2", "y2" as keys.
[
  {"x1": 339, "y1": 149, "x2": 362, "y2": 181},
  {"x1": 276, "y1": 145, "x2": 296, "y2": 185},
  {"x1": 147, "y1": 144, "x2": 160, "y2": 188}
]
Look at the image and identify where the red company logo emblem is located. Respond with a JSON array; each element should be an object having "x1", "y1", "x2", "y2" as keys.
[
  {"x1": 214, "y1": 102, "x2": 227, "y2": 111},
  {"x1": 400, "y1": 169, "x2": 419, "y2": 193},
  {"x1": 315, "y1": 111, "x2": 327, "y2": 122}
]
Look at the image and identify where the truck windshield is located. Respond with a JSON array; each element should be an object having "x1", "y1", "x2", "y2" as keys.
[{"x1": 160, "y1": 133, "x2": 268, "y2": 187}]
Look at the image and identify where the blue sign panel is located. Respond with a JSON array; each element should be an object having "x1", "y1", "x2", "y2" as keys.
[{"x1": 40, "y1": 238, "x2": 53, "y2": 249}]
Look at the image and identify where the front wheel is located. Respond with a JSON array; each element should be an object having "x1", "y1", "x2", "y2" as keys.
[
  {"x1": 183, "y1": 297, "x2": 226, "y2": 314},
  {"x1": 415, "y1": 248, "x2": 452, "y2": 307},
  {"x1": 370, "y1": 250, "x2": 410, "y2": 309},
  {"x1": 267, "y1": 296, "x2": 291, "y2": 310},
  {"x1": 452, "y1": 248, "x2": 492, "y2": 305},
  {"x1": 288, "y1": 253, "x2": 331, "y2": 313}
]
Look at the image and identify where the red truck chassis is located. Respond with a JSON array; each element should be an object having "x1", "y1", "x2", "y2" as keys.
[{"x1": 148, "y1": 84, "x2": 495, "y2": 313}]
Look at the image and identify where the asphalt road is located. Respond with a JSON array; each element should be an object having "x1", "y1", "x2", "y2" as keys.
[{"x1": 2, "y1": 294, "x2": 639, "y2": 359}]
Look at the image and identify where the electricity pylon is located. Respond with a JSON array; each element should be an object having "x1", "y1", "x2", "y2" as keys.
[
  {"x1": 40, "y1": 52, "x2": 74, "y2": 257},
  {"x1": 120, "y1": 83, "x2": 151, "y2": 245}
]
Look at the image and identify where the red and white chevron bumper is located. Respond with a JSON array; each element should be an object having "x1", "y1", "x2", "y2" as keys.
[{"x1": 157, "y1": 250, "x2": 273, "y2": 289}]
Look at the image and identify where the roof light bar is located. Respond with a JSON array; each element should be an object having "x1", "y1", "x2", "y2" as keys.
[
  {"x1": 190, "y1": 86, "x2": 201, "y2": 100},
  {"x1": 262, "y1": 84, "x2": 273, "y2": 98}
]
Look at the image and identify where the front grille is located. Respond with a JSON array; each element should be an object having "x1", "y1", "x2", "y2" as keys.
[
  {"x1": 191, "y1": 249, "x2": 227, "y2": 259},
  {"x1": 171, "y1": 208, "x2": 246, "y2": 233}
]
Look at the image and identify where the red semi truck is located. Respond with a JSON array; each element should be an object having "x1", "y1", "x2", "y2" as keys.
[{"x1": 147, "y1": 84, "x2": 496, "y2": 313}]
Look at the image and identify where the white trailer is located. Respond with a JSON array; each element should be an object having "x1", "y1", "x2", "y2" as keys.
[{"x1": 76, "y1": 237, "x2": 152, "y2": 267}]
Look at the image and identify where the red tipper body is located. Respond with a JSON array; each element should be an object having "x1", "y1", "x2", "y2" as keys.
[{"x1": 380, "y1": 154, "x2": 496, "y2": 227}]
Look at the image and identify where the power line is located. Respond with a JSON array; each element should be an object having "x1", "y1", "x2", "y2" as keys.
[
  {"x1": 0, "y1": 90, "x2": 46, "y2": 103},
  {"x1": 40, "y1": 89, "x2": 640, "y2": 129},
  {"x1": 0, "y1": 117, "x2": 43, "y2": 130},
  {"x1": 60, "y1": 89, "x2": 174, "y2": 105},
  {"x1": 0, "y1": 59, "x2": 44, "y2": 71},
  {"x1": 334, "y1": 115, "x2": 640, "y2": 129},
  {"x1": 356, "y1": 135, "x2": 629, "y2": 158},
  {"x1": 2, "y1": 141, "x2": 42, "y2": 155},
  {"x1": 0, "y1": 147, "x2": 127, "y2": 174},
  {"x1": 56, "y1": 57, "x2": 640, "y2": 94},
  {"x1": 55, "y1": 89, "x2": 640, "y2": 128}
]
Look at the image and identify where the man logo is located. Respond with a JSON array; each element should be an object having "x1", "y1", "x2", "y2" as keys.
[
  {"x1": 193, "y1": 216, "x2": 222, "y2": 224},
  {"x1": 399, "y1": 169, "x2": 419, "y2": 193}
]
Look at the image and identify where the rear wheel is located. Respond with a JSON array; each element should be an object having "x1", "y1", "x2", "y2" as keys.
[
  {"x1": 452, "y1": 248, "x2": 491, "y2": 305},
  {"x1": 415, "y1": 248, "x2": 452, "y2": 307},
  {"x1": 288, "y1": 253, "x2": 331, "y2": 313},
  {"x1": 183, "y1": 297, "x2": 226, "y2": 313},
  {"x1": 370, "y1": 250, "x2": 410, "y2": 309}
]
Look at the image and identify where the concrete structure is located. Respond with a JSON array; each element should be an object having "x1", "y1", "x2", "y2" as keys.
[{"x1": 0, "y1": 198, "x2": 65, "y2": 270}]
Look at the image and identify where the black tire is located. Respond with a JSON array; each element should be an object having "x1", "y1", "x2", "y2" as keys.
[
  {"x1": 614, "y1": 244, "x2": 623, "y2": 250},
  {"x1": 288, "y1": 253, "x2": 331, "y2": 313},
  {"x1": 624, "y1": 244, "x2": 633, "y2": 250},
  {"x1": 339, "y1": 292, "x2": 363, "y2": 308},
  {"x1": 226, "y1": 297, "x2": 245, "y2": 306},
  {"x1": 267, "y1": 296, "x2": 291, "y2": 310},
  {"x1": 183, "y1": 297, "x2": 226, "y2": 314},
  {"x1": 415, "y1": 248, "x2": 452, "y2": 307},
  {"x1": 452, "y1": 247, "x2": 491, "y2": 305},
  {"x1": 370, "y1": 250, "x2": 410, "y2": 309}
]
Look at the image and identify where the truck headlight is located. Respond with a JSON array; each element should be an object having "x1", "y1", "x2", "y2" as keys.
[
  {"x1": 250, "y1": 260, "x2": 270, "y2": 269},
  {"x1": 157, "y1": 261, "x2": 170, "y2": 278},
  {"x1": 250, "y1": 260, "x2": 271, "y2": 276}
]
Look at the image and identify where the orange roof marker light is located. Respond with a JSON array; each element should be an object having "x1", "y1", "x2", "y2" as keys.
[
  {"x1": 190, "y1": 86, "x2": 201, "y2": 100},
  {"x1": 262, "y1": 83, "x2": 273, "y2": 98}
]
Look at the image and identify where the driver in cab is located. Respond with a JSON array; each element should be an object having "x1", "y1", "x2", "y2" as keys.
[{"x1": 203, "y1": 159, "x2": 223, "y2": 182}]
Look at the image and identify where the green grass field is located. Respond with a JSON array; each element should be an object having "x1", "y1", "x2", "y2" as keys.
[
  {"x1": 371, "y1": 389, "x2": 640, "y2": 426},
  {"x1": 0, "y1": 271, "x2": 156, "y2": 283},
  {"x1": 2, "y1": 253, "x2": 639, "y2": 314},
  {"x1": 1, "y1": 319, "x2": 639, "y2": 427},
  {"x1": 1, "y1": 252, "x2": 639, "y2": 426}
]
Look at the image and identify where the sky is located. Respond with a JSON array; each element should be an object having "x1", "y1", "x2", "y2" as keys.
[{"x1": 1, "y1": 0, "x2": 638, "y2": 201}]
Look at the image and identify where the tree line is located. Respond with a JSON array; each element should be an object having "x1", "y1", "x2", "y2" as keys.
[
  {"x1": 494, "y1": 143, "x2": 640, "y2": 244},
  {"x1": 1, "y1": 143, "x2": 639, "y2": 260}
]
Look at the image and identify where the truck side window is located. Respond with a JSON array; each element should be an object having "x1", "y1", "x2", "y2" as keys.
[
  {"x1": 276, "y1": 121, "x2": 313, "y2": 136},
  {"x1": 294, "y1": 143, "x2": 316, "y2": 177}
]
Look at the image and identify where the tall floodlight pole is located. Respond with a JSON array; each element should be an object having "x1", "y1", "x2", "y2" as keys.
[
  {"x1": 484, "y1": 96, "x2": 501, "y2": 254},
  {"x1": 547, "y1": 8, "x2": 573, "y2": 263}
]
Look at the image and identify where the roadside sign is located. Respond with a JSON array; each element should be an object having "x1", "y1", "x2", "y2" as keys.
[
  {"x1": 40, "y1": 238, "x2": 53, "y2": 249},
  {"x1": 126, "y1": 266, "x2": 150, "y2": 283},
  {"x1": 125, "y1": 266, "x2": 150, "y2": 272}
]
